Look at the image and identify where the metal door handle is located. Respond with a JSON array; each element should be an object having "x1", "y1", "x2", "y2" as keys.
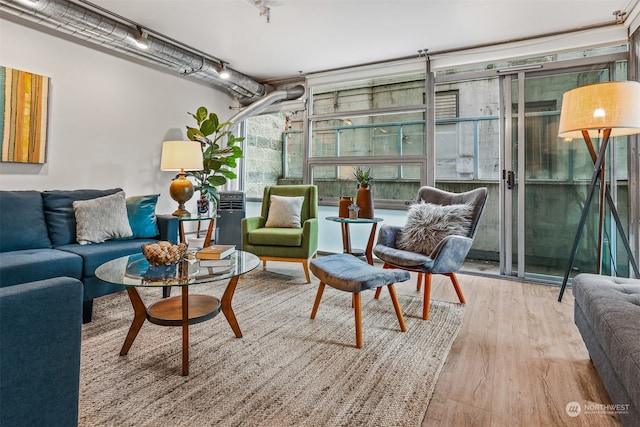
[{"x1": 503, "y1": 170, "x2": 516, "y2": 189}]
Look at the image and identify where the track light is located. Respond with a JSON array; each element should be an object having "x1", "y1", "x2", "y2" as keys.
[
  {"x1": 134, "y1": 26, "x2": 149, "y2": 50},
  {"x1": 219, "y1": 62, "x2": 231, "y2": 79},
  {"x1": 16, "y1": 0, "x2": 39, "y2": 6}
]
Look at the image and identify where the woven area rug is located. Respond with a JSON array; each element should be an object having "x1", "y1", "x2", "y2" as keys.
[{"x1": 78, "y1": 269, "x2": 464, "y2": 427}]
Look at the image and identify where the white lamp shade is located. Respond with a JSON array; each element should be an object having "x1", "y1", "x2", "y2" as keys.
[
  {"x1": 558, "y1": 81, "x2": 640, "y2": 139},
  {"x1": 160, "y1": 140, "x2": 203, "y2": 171}
]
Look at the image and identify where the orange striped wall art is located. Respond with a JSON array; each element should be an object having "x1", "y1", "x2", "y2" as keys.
[{"x1": 1, "y1": 66, "x2": 50, "y2": 164}]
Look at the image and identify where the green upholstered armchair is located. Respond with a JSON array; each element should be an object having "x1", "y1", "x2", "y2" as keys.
[{"x1": 241, "y1": 185, "x2": 318, "y2": 283}]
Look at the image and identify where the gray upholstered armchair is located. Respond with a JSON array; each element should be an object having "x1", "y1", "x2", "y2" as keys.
[{"x1": 373, "y1": 186, "x2": 487, "y2": 319}]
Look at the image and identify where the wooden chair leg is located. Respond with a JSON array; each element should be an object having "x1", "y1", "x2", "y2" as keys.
[
  {"x1": 374, "y1": 263, "x2": 392, "y2": 299},
  {"x1": 422, "y1": 273, "x2": 432, "y2": 320},
  {"x1": 301, "y1": 259, "x2": 311, "y2": 283},
  {"x1": 310, "y1": 282, "x2": 325, "y2": 319},
  {"x1": 416, "y1": 272, "x2": 423, "y2": 291},
  {"x1": 354, "y1": 292, "x2": 362, "y2": 348},
  {"x1": 446, "y1": 272, "x2": 466, "y2": 304},
  {"x1": 387, "y1": 284, "x2": 407, "y2": 332}
]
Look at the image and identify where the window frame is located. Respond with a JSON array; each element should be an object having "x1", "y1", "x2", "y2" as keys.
[{"x1": 305, "y1": 65, "x2": 432, "y2": 209}]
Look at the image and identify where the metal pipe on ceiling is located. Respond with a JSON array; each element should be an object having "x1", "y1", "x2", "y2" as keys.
[
  {"x1": 0, "y1": 0, "x2": 266, "y2": 99},
  {"x1": 229, "y1": 85, "x2": 306, "y2": 129}
]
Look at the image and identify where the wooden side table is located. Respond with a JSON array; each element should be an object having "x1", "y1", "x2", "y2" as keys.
[
  {"x1": 325, "y1": 216, "x2": 383, "y2": 265},
  {"x1": 177, "y1": 214, "x2": 218, "y2": 247}
]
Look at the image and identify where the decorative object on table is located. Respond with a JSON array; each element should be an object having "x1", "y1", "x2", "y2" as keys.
[
  {"x1": 338, "y1": 196, "x2": 353, "y2": 218},
  {"x1": 0, "y1": 67, "x2": 49, "y2": 164},
  {"x1": 557, "y1": 81, "x2": 640, "y2": 301},
  {"x1": 348, "y1": 204, "x2": 360, "y2": 219},
  {"x1": 185, "y1": 106, "x2": 244, "y2": 211},
  {"x1": 142, "y1": 241, "x2": 188, "y2": 266},
  {"x1": 160, "y1": 140, "x2": 203, "y2": 218},
  {"x1": 197, "y1": 195, "x2": 210, "y2": 216},
  {"x1": 199, "y1": 256, "x2": 234, "y2": 274},
  {"x1": 188, "y1": 236, "x2": 206, "y2": 250},
  {"x1": 353, "y1": 166, "x2": 374, "y2": 219},
  {"x1": 196, "y1": 244, "x2": 236, "y2": 260},
  {"x1": 199, "y1": 257, "x2": 232, "y2": 267}
]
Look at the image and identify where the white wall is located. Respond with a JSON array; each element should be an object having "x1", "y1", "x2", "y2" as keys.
[{"x1": 0, "y1": 18, "x2": 233, "y2": 215}]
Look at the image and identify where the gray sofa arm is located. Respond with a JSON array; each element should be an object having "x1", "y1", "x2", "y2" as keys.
[{"x1": 0, "y1": 277, "x2": 83, "y2": 427}]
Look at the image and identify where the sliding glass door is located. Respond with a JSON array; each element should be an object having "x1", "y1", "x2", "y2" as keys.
[{"x1": 500, "y1": 61, "x2": 630, "y2": 280}]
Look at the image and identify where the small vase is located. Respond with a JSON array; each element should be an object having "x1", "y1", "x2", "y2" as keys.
[
  {"x1": 339, "y1": 196, "x2": 353, "y2": 218},
  {"x1": 197, "y1": 195, "x2": 210, "y2": 217},
  {"x1": 356, "y1": 184, "x2": 374, "y2": 219},
  {"x1": 348, "y1": 205, "x2": 360, "y2": 219}
]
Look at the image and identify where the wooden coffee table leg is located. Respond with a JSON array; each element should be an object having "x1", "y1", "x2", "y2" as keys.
[
  {"x1": 221, "y1": 276, "x2": 242, "y2": 338},
  {"x1": 120, "y1": 287, "x2": 147, "y2": 356},
  {"x1": 182, "y1": 286, "x2": 189, "y2": 376}
]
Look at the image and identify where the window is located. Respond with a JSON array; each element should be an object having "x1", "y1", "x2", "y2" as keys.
[
  {"x1": 245, "y1": 109, "x2": 304, "y2": 198},
  {"x1": 307, "y1": 71, "x2": 428, "y2": 205}
]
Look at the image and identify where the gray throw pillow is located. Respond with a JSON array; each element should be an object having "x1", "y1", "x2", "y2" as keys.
[
  {"x1": 265, "y1": 195, "x2": 304, "y2": 228},
  {"x1": 396, "y1": 202, "x2": 473, "y2": 256},
  {"x1": 73, "y1": 191, "x2": 133, "y2": 244}
]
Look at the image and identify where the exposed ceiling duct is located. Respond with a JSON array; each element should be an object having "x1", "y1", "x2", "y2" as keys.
[
  {"x1": 229, "y1": 85, "x2": 306, "y2": 130},
  {"x1": 0, "y1": 0, "x2": 266, "y2": 99}
]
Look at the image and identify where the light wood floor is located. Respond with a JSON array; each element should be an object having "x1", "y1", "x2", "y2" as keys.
[
  {"x1": 265, "y1": 261, "x2": 621, "y2": 426},
  {"x1": 414, "y1": 272, "x2": 621, "y2": 427}
]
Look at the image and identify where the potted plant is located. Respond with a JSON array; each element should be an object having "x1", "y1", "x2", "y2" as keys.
[
  {"x1": 352, "y1": 166, "x2": 374, "y2": 219},
  {"x1": 353, "y1": 166, "x2": 373, "y2": 187},
  {"x1": 185, "y1": 106, "x2": 244, "y2": 212}
]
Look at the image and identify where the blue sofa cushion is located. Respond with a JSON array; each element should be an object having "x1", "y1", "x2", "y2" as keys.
[
  {"x1": 0, "y1": 249, "x2": 83, "y2": 288},
  {"x1": 0, "y1": 191, "x2": 52, "y2": 252},
  {"x1": 0, "y1": 277, "x2": 83, "y2": 427},
  {"x1": 57, "y1": 238, "x2": 158, "y2": 278},
  {"x1": 126, "y1": 194, "x2": 160, "y2": 238},
  {"x1": 42, "y1": 188, "x2": 122, "y2": 246}
]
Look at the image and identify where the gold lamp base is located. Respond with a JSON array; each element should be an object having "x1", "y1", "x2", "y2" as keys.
[{"x1": 169, "y1": 172, "x2": 194, "y2": 218}]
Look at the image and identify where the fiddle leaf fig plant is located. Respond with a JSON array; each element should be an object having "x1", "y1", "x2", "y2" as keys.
[{"x1": 185, "y1": 106, "x2": 244, "y2": 208}]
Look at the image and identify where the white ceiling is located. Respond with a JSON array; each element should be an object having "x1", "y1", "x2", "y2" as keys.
[{"x1": 89, "y1": 0, "x2": 638, "y2": 81}]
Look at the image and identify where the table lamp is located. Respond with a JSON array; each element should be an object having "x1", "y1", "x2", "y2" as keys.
[
  {"x1": 160, "y1": 140, "x2": 203, "y2": 218},
  {"x1": 558, "y1": 81, "x2": 640, "y2": 301}
]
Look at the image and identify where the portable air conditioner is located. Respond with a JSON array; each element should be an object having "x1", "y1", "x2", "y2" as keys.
[{"x1": 216, "y1": 191, "x2": 245, "y2": 249}]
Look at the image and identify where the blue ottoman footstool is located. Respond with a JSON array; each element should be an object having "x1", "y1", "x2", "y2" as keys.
[{"x1": 309, "y1": 254, "x2": 411, "y2": 348}]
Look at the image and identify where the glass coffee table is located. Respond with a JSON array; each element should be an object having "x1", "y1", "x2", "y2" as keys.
[{"x1": 95, "y1": 250, "x2": 260, "y2": 376}]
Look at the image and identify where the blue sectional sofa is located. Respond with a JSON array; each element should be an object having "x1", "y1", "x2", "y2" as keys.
[
  {"x1": 0, "y1": 188, "x2": 178, "y2": 322},
  {"x1": 0, "y1": 276, "x2": 83, "y2": 426},
  {"x1": 573, "y1": 273, "x2": 640, "y2": 426}
]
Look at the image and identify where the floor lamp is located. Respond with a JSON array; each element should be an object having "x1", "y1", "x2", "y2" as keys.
[{"x1": 558, "y1": 81, "x2": 640, "y2": 302}]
